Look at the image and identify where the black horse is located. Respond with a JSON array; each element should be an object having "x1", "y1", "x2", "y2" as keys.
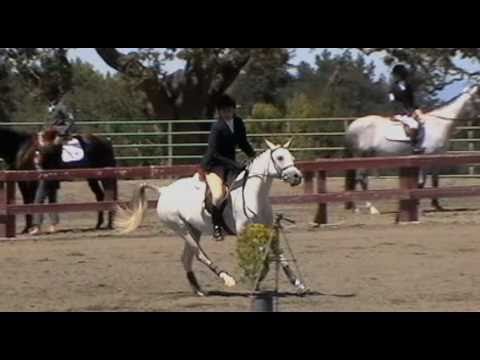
[{"x1": 0, "y1": 127, "x2": 117, "y2": 234}]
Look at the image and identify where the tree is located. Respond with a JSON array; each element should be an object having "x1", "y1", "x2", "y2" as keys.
[
  {"x1": 2, "y1": 48, "x2": 73, "y2": 101},
  {"x1": 93, "y1": 48, "x2": 294, "y2": 162},
  {"x1": 94, "y1": 48, "x2": 293, "y2": 120},
  {"x1": 0, "y1": 53, "x2": 16, "y2": 122},
  {"x1": 229, "y1": 51, "x2": 293, "y2": 115}
]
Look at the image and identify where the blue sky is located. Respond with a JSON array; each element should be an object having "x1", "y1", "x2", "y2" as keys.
[{"x1": 70, "y1": 48, "x2": 476, "y2": 101}]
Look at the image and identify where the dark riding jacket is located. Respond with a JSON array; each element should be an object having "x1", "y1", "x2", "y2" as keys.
[
  {"x1": 389, "y1": 80, "x2": 418, "y2": 114},
  {"x1": 201, "y1": 116, "x2": 255, "y2": 172}
]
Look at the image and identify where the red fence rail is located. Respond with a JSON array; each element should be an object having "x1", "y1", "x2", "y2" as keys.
[{"x1": 1, "y1": 153, "x2": 480, "y2": 238}]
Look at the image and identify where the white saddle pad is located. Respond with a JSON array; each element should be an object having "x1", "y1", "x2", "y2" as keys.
[
  {"x1": 61, "y1": 138, "x2": 85, "y2": 163},
  {"x1": 385, "y1": 122, "x2": 410, "y2": 142}
]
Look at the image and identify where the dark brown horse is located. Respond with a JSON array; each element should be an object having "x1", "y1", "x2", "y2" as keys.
[{"x1": 0, "y1": 127, "x2": 117, "y2": 233}]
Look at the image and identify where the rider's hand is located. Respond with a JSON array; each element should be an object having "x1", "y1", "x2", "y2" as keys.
[
  {"x1": 197, "y1": 167, "x2": 207, "y2": 181},
  {"x1": 240, "y1": 158, "x2": 253, "y2": 170}
]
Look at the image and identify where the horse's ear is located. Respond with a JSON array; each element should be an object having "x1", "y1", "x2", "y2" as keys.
[
  {"x1": 283, "y1": 138, "x2": 293, "y2": 149},
  {"x1": 265, "y1": 139, "x2": 277, "y2": 150}
]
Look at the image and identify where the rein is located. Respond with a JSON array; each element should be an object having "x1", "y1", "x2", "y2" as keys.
[
  {"x1": 427, "y1": 114, "x2": 479, "y2": 121},
  {"x1": 228, "y1": 147, "x2": 295, "y2": 221}
]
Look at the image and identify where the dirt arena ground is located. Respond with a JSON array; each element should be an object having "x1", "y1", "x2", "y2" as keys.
[{"x1": 1, "y1": 177, "x2": 480, "y2": 312}]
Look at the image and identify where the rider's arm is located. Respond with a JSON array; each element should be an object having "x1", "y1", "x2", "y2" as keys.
[
  {"x1": 201, "y1": 124, "x2": 243, "y2": 171},
  {"x1": 200, "y1": 125, "x2": 219, "y2": 170},
  {"x1": 236, "y1": 118, "x2": 256, "y2": 158}
]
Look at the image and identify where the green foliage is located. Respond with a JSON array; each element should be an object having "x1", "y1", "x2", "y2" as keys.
[
  {"x1": 236, "y1": 224, "x2": 276, "y2": 287},
  {"x1": 285, "y1": 93, "x2": 318, "y2": 118},
  {"x1": 251, "y1": 103, "x2": 284, "y2": 119},
  {"x1": 248, "y1": 103, "x2": 286, "y2": 147}
]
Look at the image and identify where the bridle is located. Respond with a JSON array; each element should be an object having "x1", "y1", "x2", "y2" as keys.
[{"x1": 269, "y1": 147, "x2": 295, "y2": 179}]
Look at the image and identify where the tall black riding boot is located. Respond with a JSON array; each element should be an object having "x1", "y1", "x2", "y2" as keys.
[
  {"x1": 211, "y1": 206, "x2": 225, "y2": 241},
  {"x1": 409, "y1": 128, "x2": 423, "y2": 154}
]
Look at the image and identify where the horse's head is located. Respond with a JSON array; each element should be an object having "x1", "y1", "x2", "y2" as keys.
[
  {"x1": 459, "y1": 84, "x2": 480, "y2": 117},
  {"x1": 262, "y1": 138, "x2": 303, "y2": 186}
]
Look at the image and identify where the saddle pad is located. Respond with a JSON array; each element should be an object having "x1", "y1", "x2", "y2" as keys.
[
  {"x1": 385, "y1": 122, "x2": 410, "y2": 142},
  {"x1": 61, "y1": 138, "x2": 85, "y2": 163}
]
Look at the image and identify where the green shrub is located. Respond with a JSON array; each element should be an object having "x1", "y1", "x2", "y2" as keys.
[{"x1": 236, "y1": 224, "x2": 277, "y2": 287}]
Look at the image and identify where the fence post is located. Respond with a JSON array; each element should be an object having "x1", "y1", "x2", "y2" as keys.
[
  {"x1": 313, "y1": 170, "x2": 328, "y2": 226},
  {"x1": 303, "y1": 171, "x2": 314, "y2": 195},
  {"x1": 0, "y1": 179, "x2": 16, "y2": 238},
  {"x1": 468, "y1": 120, "x2": 475, "y2": 175},
  {"x1": 398, "y1": 167, "x2": 419, "y2": 223},
  {"x1": 168, "y1": 121, "x2": 173, "y2": 167}
]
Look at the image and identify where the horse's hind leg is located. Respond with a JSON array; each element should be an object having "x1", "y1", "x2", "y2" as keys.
[
  {"x1": 88, "y1": 179, "x2": 105, "y2": 229},
  {"x1": 101, "y1": 178, "x2": 117, "y2": 229},
  {"x1": 431, "y1": 171, "x2": 445, "y2": 211},
  {"x1": 345, "y1": 169, "x2": 357, "y2": 210},
  {"x1": 182, "y1": 243, "x2": 206, "y2": 297},
  {"x1": 358, "y1": 170, "x2": 380, "y2": 215}
]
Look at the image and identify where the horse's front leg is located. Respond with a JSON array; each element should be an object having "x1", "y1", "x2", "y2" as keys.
[
  {"x1": 18, "y1": 181, "x2": 37, "y2": 233},
  {"x1": 430, "y1": 171, "x2": 445, "y2": 211}
]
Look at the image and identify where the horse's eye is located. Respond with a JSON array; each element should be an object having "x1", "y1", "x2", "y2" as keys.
[{"x1": 277, "y1": 156, "x2": 284, "y2": 162}]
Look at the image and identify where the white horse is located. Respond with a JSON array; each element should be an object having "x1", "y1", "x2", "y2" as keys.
[
  {"x1": 344, "y1": 85, "x2": 480, "y2": 214},
  {"x1": 116, "y1": 140, "x2": 304, "y2": 296}
]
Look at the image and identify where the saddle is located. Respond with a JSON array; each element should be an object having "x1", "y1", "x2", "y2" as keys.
[
  {"x1": 197, "y1": 168, "x2": 244, "y2": 236},
  {"x1": 386, "y1": 115, "x2": 424, "y2": 143}
]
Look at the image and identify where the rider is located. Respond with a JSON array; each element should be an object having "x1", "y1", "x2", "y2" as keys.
[
  {"x1": 29, "y1": 96, "x2": 75, "y2": 235},
  {"x1": 47, "y1": 96, "x2": 76, "y2": 140},
  {"x1": 389, "y1": 64, "x2": 425, "y2": 154},
  {"x1": 200, "y1": 94, "x2": 256, "y2": 241}
]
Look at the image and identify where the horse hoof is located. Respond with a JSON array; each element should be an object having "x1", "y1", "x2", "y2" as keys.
[
  {"x1": 29, "y1": 227, "x2": 41, "y2": 236},
  {"x1": 296, "y1": 287, "x2": 309, "y2": 296},
  {"x1": 220, "y1": 272, "x2": 236, "y2": 288},
  {"x1": 195, "y1": 289, "x2": 207, "y2": 297},
  {"x1": 47, "y1": 225, "x2": 57, "y2": 234}
]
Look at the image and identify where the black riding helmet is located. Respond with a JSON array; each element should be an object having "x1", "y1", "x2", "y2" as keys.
[
  {"x1": 392, "y1": 64, "x2": 410, "y2": 80},
  {"x1": 216, "y1": 94, "x2": 236, "y2": 110}
]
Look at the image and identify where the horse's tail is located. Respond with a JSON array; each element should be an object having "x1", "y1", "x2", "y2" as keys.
[{"x1": 116, "y1": 183, "x2": 161, "y2": 235}]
